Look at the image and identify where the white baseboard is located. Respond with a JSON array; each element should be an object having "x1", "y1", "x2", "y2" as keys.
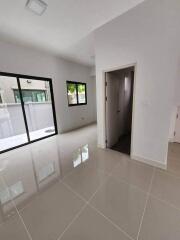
[
  {"x1": 131, "y1": 155, "x2": 167, "y2": 169},
  {"x1": 169, "y1": 138, "x2": 175, "y2": 143},
  {"x1": 97, "y1": 145, "x2": 167, "y2": 169},
  {"x1": 97, "y1": 143, "x2": 106, "y2": 149}
]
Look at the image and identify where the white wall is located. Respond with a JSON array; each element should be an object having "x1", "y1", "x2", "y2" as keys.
[
  {"x1": 0, "y1": 40, "x2": 97, "y2": 133},
  {"x1": 95, "y1": 0, "x2": 180, "y2": 167}
]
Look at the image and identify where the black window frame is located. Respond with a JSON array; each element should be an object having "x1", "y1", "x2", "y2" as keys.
[
  {"x1": 66, "y1": 80, "x2": 87, "y2": 106},
  {"x1": 0, "y1": 71, "x2": 58, "y2": 154}
]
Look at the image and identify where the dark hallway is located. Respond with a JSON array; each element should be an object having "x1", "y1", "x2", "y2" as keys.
[
  {"x1": 105, "y1": 66, "x2": 134, "y2": 155},
  {"x1": 112, "y1": 134, "x2": 131, "y2": 155}
]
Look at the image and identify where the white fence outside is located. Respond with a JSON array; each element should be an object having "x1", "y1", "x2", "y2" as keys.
[{"x1": 0, "y1": 102, "x2": 54, "y2": 138}]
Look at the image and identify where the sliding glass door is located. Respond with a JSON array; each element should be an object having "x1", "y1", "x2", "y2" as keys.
[
  {"x1": 19, "y1": 78, "x2": 56, "y2": 141},
  {"x1": 0, "y1": 76, "x2": 28, "y2": 151},
  {"x1": 0, "y1": 72, "x2": 57, "y2": 153}
]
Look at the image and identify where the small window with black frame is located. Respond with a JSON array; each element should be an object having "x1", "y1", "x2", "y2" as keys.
[{"x1": 66, "y1": 81, "x2": 87, "y2": 106}]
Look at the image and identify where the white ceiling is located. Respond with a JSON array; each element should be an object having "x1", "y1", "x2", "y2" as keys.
[{"x1": 0, "y1": 0, "x2": 144, "y2": 66}]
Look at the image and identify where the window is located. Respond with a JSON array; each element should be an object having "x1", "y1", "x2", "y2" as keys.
[
  {"x1": 14, "y1": 89, "x2": 47, "y2": 103},
  {"x1": 0, "y1": 72, "x2": 58, "y2": 153},
  {"x1": 66, "y1": 81, "x2": 87, "y2": 106}
]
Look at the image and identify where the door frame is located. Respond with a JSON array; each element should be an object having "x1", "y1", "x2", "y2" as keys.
[
  {"x1": 104, "y1": 63, "x2": 137, "y2": 157},
  {"x1": 173, "y1": 106, "x2": 180, "y2": 143}
]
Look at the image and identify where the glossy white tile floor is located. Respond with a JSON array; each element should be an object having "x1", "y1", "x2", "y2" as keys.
[{"x1": 0, "y1": 124, "x2": 180, "y2": 240}]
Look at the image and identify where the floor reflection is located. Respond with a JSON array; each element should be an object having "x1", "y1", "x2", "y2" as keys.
[
  {"x1": 0, "y1": 125, "x2": 96, "y2": 223},
  {"x1": 73, "y1": 144, "x2": 89, "y2": 168}
]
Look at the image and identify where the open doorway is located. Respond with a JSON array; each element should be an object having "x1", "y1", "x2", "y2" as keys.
[{"x1": 105, "y1": 66, "x2": 135, "y2": 155}]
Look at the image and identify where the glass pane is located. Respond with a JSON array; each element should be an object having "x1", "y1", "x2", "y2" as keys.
[
  {"x1": 22, "y1": 90, "x2": 33, "y2": 102},
  {"x1": 67, "y1": 83, "x2": 77, "y2": 105},
  {"x1": 14, "y1": 89, "x2": 21, "y2": 103},
  {"x1": 19, "y1": 78, "x2": 55, "y2": 141},
  {"x1": 0, "y1": 76, "x2": 28, "y2": 152},
  {"x1": 78, "y1": 83, "x2": 86, "y2": 104},
  {"x1": 14, "y1": 90, "x2": 47, "y2": 103}
]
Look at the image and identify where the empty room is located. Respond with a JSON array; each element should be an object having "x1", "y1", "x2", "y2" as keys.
[{"x1": 0, "y1": 0, "x2": 180, "y2": 239}]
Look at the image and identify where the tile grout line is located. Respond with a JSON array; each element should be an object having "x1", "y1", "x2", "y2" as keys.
[
  {"x1": 12, "y1": 205, "x2": 33, "y2": 240},
  {"x1": 16, "y1": 160, "x2": 180, "y2": 218},
  {"x1": 149, "y1": 192, "x2": 180, "y2": 212},
  {"x1": 16, "y1": 165, "x2": 108, "y2": 215},
  {"x1": 57, "y1": 158, "x2": 137, "y2": 240},
  {"x1": 57, "y1": 202, "x2": 88, "y2": 240},
  {"x1": 60, "y1": 154, "x2": 121, "y2": 203},
  {"x1": 56, "y1": 159, "x2": 121, "y2": 240},
  {"x1": 60, "y1": 165, "x2": 112, "y2": 205},
  {"x1": 85, "y1": 159, "x2": 139, "y2": 240},
  {"x1": 156, "y1": 167, "x2": 180, "y2": 180},
  {"x1": 108, "y1": 162, "x2": 180, "y2": 213},
  {"x1": 64, "y1": 155, "x2": 123, "y2": 205},
  {"x1": 107, "y1": 158, "x2": 155, "y2": 195},
  {"x1": 136, "y1": 167, "x2": 156, "y2": 240},
  {"x1": 88, "y1": 204, "x2": 134, "y2": 240},
  {"x1": 3, "y1": 164, "x2": 180, "y2": 240},
  {"x1": 3, "y1": 154, "x2": 171, "y2": 240},
  {"x1": 0, "y1": 155, "x2": 119, "y2": 240},
  {"x1": 61, "y1": 181, "x2": 88, "y2": 203},
  {"x1": 0, "y1": 176, "x2": 33, "y2": 240},
  {"x1": 57, "y1": 172, "x2": 110, "y2": 240},
  {"x1": 108, "y1": 173, "x2": 149, "y2": 194},
  {"x1": 0, "y1": 176, "x2": 18, "y2": 229},
  {"x1": 18, "y1": 164, "x2": 150, "y2": 216}
]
